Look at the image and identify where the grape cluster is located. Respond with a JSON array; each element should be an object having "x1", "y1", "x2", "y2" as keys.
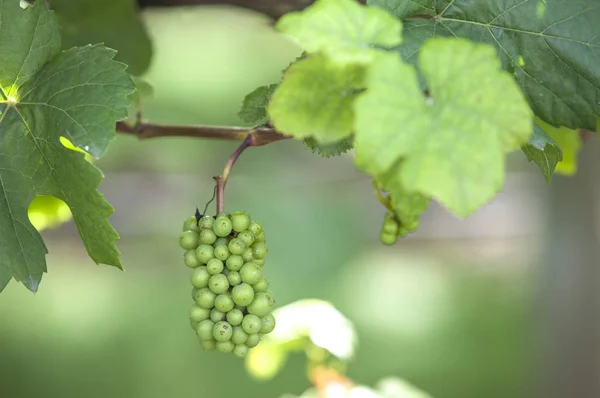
[
  {"x1": 379, "y1": 211, "x2": 418, "y2": 245},
  {"x1": 179, "y1": 211, "x2": 276, "y2": 357}
]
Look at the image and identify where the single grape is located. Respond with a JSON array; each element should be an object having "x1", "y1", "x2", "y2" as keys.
[
  {"x1": 192, "y1": 287, "x2": 199, "y2": 300},
  {"x1": 214, "y1": 245, "x2": 230, "y2": 261},
  {"x1": 253, "y1": 278, "x2": 268, "y2": 292},
  {"x1": 214, "y1": 293, "x2": 235, "y2": 312},
  {"x1": 241, "y1": 314, "x2": 261, "y2": 335},
  {"x1": 260, "y1": 313, "x2": 276, "y2": 334},
  {"x1": 228, "y1": 238, "x2": 246, "y2": 255},
  {"x1": 253, "y1": 259, "x2": 265, "y2": 267},
  {"x1": 232, "y1": 283, "x2": 255, "y2": 306},
  {"x1": 208, "y1": 274, "x2": 230, "y2": 294},
  {"x1": 248, "y1": 221, "x2": 262, "y2": 236},
  {"x1": 241, "y1": 248, "x2": 253, "y2": 262},
  {"x1": 195, "y1": 245, "x2": 214, "y2": 264},
  {"x1": 213, "y1": 320, "x2": 233, "y2": 342},
  {"x1": 216, "y1": 340, "x2": 234, "y2": 353},
  {"x1": 198, "y1": 215, "x2": 214, "y2": 230},
  {"x1": 255, "y1": 231, "x2": 265, "y2": 243},
  {"x1": 190, "y1": 266, "x2": 210, "y2": 288},
  {"x1": 251, "y1": 242, "x2": 268, "y2": 259},
  {"x1": 226, "y1": 308, "x2": 244, "y2": 326},
  {"x1": 199, "y1": 229, "x2": 217, "y2": 245},
  {"x1": 213, "y1": 217, "x2": 233, "y2": 237},
  {"x1": 403, "y1": 219, "x2": 419, "y2": 232},
  {"x1": 210, "y1": 308, "x2": 226, "y2": 323},
  {"x1": 190, "y1": 319, "x2": 199, "y2": 331},
  {"x1": 182, "y1": 216, "x2": 200, "y2": 232},
  {"x1": 195, "y1": 287, "x2": 216, "y2": 309},
  {"x1": 397, "y1": 226, "x2": 409, "y2": 238},
  {"x1": 380, "y1": 231, "x2": 396, "y2": 245},
  {"x1": 184, "y1": 250, "x2": 201, "y2": 268},
  {"x1": 245, "y1": 333, "x2": 261, "y2": 348},
  {"x1": 231, "y1": 211, "x2": 251, "y2": 232},
  {"x1": 196, "y1": 319, "x2": 214, "y2": 340},
  {"x1": 240, "y1": 263, "x2": 261, "y2": 285},
  {"x1": 247, "y1": 292, "x2": 274, "y2": 317},
  {"x1": 226, "y1": 255, "x2": 244, "y2": 271},
  {"x1": 227, "y1": 270, "x2": 241, "y2": 286},
  {"x1": 190, "y1": 305, "x2": 211, "y2": 322},
  {"x1": 179, "y1": 231, "x2": 199, "y2": 250},
  {"x1": 233, "y1": 344, "x2": 249, "y2": 358},
  {"x1": 201, "y1": 339, "x2": 217, "y2": 350},
  {"x1": 214, "y1": 237, "x2": 229, "y2": 248},
  {"x1": 231, "y1": 326, "x2": 248, "y2": 344},
  {"x1": 237, "y1": 231, "x2": 255, "y2": 247},
  {"x1": 206, "y1": 258, "x2": 224, "y2": 275},
  {"x1": 216, "y1": 212, "x2": 231, "y2": 219}
]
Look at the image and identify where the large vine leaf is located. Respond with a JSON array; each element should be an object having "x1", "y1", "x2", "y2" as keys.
[
  {"x1": 0, "y1": 0, "x2": 134, "y2": 292},
  {"x1": 522, "y1": 124, "x2": 563, "y2": 183},
  {"x1": 276, "y1": 0, "x2": 403, "y2": 66},
  {"x1": 354, "y1": 38, "x2": 532, "y2": 217},
  {"x1": 371, "y1": 0, "x2": 600, "y2": 131},
  {"x1": 49, "y1": 0, "x2": 152, "y2": 76},
  {"x1": 268, "y1": 55, "x2": 364, "y2": 143}
]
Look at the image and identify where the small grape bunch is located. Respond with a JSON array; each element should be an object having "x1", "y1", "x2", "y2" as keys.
[
  {"x1": 380, "y1": 211, "x2": 419, "y2": 245},
  {"x1": 179, "y1": 211, "x2": 276, "y2": 358}
]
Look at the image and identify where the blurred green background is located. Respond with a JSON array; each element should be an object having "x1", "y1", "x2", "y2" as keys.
[{"x1": 2, "y1": 4, "x2": 597, "y2": 398}]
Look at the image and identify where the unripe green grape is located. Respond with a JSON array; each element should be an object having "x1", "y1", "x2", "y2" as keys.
[
  {"x1": 182, "y1": 216, "x2": 200, "y2": 232},
  {"x1": 226, "y1": 255, "x2": 243, "y2": 271},
  {"x1": 206, "y1": 258, "x2": 224, "y2": 275},
  {"x1": 214, "y1": 237, "x2": 229, "y2": 248},
  {"x1": 210, "y1": 308, "x2": 226, "y2": 322},
  {"x1": 212, "y1": 320, "x2": 233, "y2": 342},
  {"x1": 208, "y1": 274, "x2": 229, "y2": 294},
  {"x1": 190, "y1": 305, "x2": 211, "y2": 322},
  {"x1": 179, "y1": 231, "x2": 199, "y2": 250},
  {"x1": 216, "y1": 212, "x2": 231, "y2": 219},
  {"x1": 184, "y1": 250, "x2": 201, "y2": 268},
  {"x1": 380, "y1": 231, "x2": 396, "y2": 245},
  {"x1": 199, "y1": 229, "x2": 217, "y2": 245},
  {"x1": 240, "y1": 263, "x2": 261, "y2": 285},
  {"x1": 253, "y1": 278, "x2": 268, "y2": 292},
  {"x1": 231, "y1": 326, "x2": 248, "y2": 344},
  {"x1": 214, "y1": 293, "x2": 235, "y2": 312},
  {"x1": 232, "y1": 283, "x2": 254, "y2": 306},
  {"x1": 253, "y1": 259, "x2": 265, "y2": 267},
  {"x1": 251, "y1": 242, "x2": 268, "y2": 259},
  {"x1": 214, "y1": 245, "x2": 230, "y2": 261},
  {"x1": 227, "y1": 270, "x2": 241, "y2": 286},
  {"x1": 233, "y1": 344, "x2": 249, "y2": 358},
  {"x1": 403, "y1": 219, "x2": 419, "y2": 232},
  {"x1": 196, "y1": 319, "x2": 214, "y2": 340},
  {"x1": 247, "y1": 292, "x2": 274, "y2": 317},
  {"x1": 195, "y1": 245, "x2": 214, "y2": 264},
  {"x1": 195, "y1": 288, "x2": 216, "y2": 309},
  {"x1": 245, "y1": 333, "x2": 261, "y2": 348},
  {"x1": 190, "y1": 266, "x2": 210, "y2": 288},
  {"x1": 264, "y1": 290, "x2": 275, "y2": 303},
  {"x1": 228, "y1": 238, "x2": 245, "y2": 255},
  {"x1": 232, "y1": 211, "x2": 251, "y2": 232},
  {"x1": 242, "y1": 248, "x2": 254, "y2": 262},
  {"x1": 198, "y1": 215, "x2": 214, "y2": 230},
  {"x1": 242, "y1": 314, "x2": 261, "y2": 335},
  {"x1": 192, "y1": 287, "x2": 199, "y2": 300},
  {"x1": 201, "y1": 339, "x2": 216, "y2": 350},
  {"x1": 248, "y1": 221, "x2": 262, "y2": 236},
  {"x1": 190, "y1": 319, "x2": 199, "y2": 331},
  {"x1": 260, "y1": 313, "x2": 276, "y2": 334},
  {"x1": 212, "y1": 217, "x2": 233, "y2": 237},
  {"x1": 226, "y1": 308, "x2": 244, "y2": 326},
  {"x1": 216, "y1": 340, "x2": 234, "y2": 353},
  {"x1": 255, "y1": 231, "x2": 265, "y2": 243},
  {"x1": 237, "y1": 231, "x2": 255, "y2": 247},
  {"x1": 397, "y1": 226, "x2": 409, "y2": 238}
]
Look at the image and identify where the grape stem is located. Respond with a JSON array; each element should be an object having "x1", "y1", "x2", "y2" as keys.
[{"x1": 372, "y1": 180, "x2": 393, "y2": 212}]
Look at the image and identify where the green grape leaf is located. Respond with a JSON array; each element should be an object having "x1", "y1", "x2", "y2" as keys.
[
  {"x1": 128, "y1": 78, "x2": 154, "y2": 108},
  {"x1": 0, "y1": 268, "x2": 11, "y2": 293},
  {"x1": 238, "y1": 84, "x2": 278, "y2": 125},
  {"x1": 373, "y1": 0, "x2": 600, "y2": 130},
  {"x1": 0, "y1": 0, "x2": 133, "y2": 291},
  {"x1": 522, "y1": 124, "x2": 563, "y2": 183},
  {"x1": 354, "y1": 38, "x2": 532, "y2": 217},
  {"x1": 303, "y1": 136, "x2": 354, "y2": 157},
  {"x1": 536, "y1": 118, "x2": 581, "y2": 176},
  {"x1": 276, "y1": 0, "x2": 403, "y2": 65},
  {"x1": 49, "y1": 0, "x2": 152, "y2": 76},
  {"x1": 268, "y1": 56, "x2": 364, "y2": 143}
]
